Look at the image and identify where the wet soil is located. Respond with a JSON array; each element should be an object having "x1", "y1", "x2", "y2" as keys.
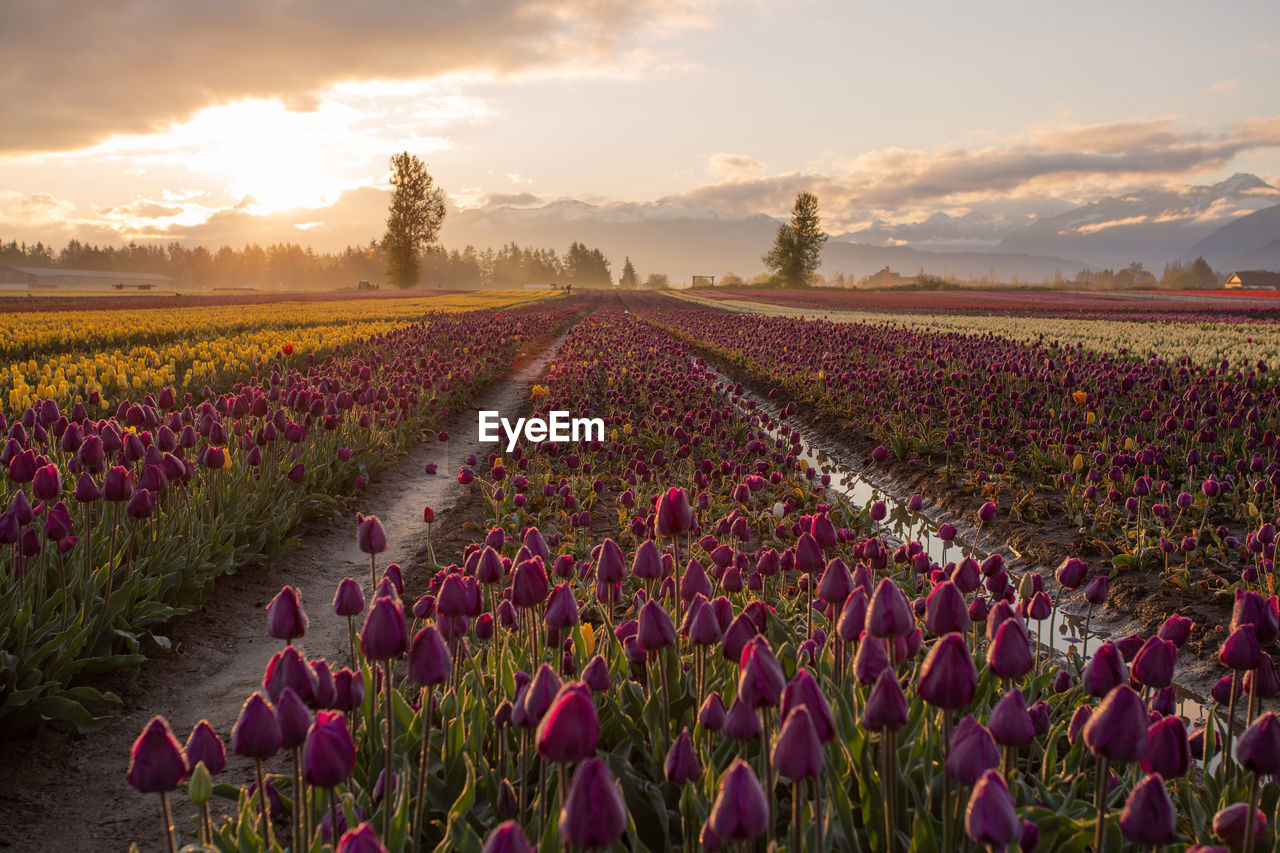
[{"x1": 0, "y1": 339, "x2": 561, "y2": 853}]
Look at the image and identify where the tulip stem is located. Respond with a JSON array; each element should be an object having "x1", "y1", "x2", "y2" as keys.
[
  {"x1": 1244, "y1": 771, "x2": 1260, "y2": 853},
  {"x1": 347, "y1": 614, "x2": 356, "y2": 669},
  {"x1": 413, "y1": 685, "x2": 433, "y2": 853},
  {"x1": 1094, "y1": 754, "x2": 1108, "y2": 853},
  {"x1": 292, "y1": 746, "x2": 303, "y2": 851},
  {"x1": 370, "y1": 553, "x2": 377, "y2": 591},
  {"x1": 330, "y1": 789, "x2": 340, "y2": 845},
  {"x1": 813, "y1": 774, "x2": 823, "y2": 853},
  {"x1": 942, "y1": 709, "x2": 954, "y2": 853},
  {"x1": 881, "y1": 730, "x2": 897, "y2": 853},
  {"x1": 384, "y1": 660, "x2": 395, "y2": 844},
  {"x1": 791, "y1": 780, "x2": 802, "y2": 852},
  {"x1": 158, "y1": 791, "x2": 177, "y2": 853},
  {"x1": 254, "y1": 758, "x2": 273, "y2": 848},
  {"x1": 1225, "y1": 670, "x2": 1240, "y2": 785}
]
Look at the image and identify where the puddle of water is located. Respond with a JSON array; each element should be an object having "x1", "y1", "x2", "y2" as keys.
[{"x1": 703, "y1": 365, "x2": 1216, "y2": 725}]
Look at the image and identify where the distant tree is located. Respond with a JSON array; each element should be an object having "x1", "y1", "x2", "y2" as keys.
[
  {"x1": 620, "y1": 256, "x2": 639, "y2": 289},
  {"x1": 1190, "y1": 256, "x2": 1218, "y2": 287},
  {"x1": 762, "y1": 191, "x2": 828, "y2": 287},
  {"x1": 720, "y1": 272, "x2": 745, "y2": 287},
  {"x1": 563, "y1": 241, "x2": 612, "y2": 287},
  {"x1": 645, "y1": 272, "x2": 670, "y2": 289},
  {"x1": 383, "y1": 152, "x2": 446, "y2": 289}
]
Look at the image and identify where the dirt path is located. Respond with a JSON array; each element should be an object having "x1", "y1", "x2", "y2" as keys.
[{"x1": 0, "y1": 337, "x2": 562, "y2": 853}]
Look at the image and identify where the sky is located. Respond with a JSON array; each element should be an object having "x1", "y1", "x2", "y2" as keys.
[{"x1": 2, "y1": 0, "x2": 1280, "y2": 253}]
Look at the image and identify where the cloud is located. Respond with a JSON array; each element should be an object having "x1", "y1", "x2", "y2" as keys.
[
  {"x1": 481, "y1": 192, "x2": 546, "y2": 208},
  {"x1": 0, "y1": 0, "x2": 719, "y2": 153},
  {"x1": 666, "y1": 116, "x2": 1280, "y2": 224},
  {"x1": 0, "y1": 191, "x2": 79, "y2": 227},
  {"x1": 1211, "y1": 77, "x2": 1240, "y2": 93},
  {"x1": 707, "y1": 153, "x2": 767, "y2": 179}
]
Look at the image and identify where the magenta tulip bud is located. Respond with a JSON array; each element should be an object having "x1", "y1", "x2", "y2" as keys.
[
  {"x1": 637, "y1": 599, "x2": 676, "y2": 652},
  {"x1": 699, "y1": 692, "x2": 727, "y2": 731},
  {"x1": 1119, "y1": 774, "x2": 1176, "y2": 846},
  {"x1": 559, "y1": 757, "x2": 626, "y2": 849},
  {"x1": 978, "y1": 501, "x2": 997, "y2": 524},
  {"x1": 356, "y1": 514, "x2": 387, "y2": 554},
  {"x1": 925, "y1": 580, "x2": 970, "y2": 636},
  {"x1": 522, "y1": 664, "x2": 562, "y2": 724},
  {"x1": 1213, "y1": 802, "x2": 1268, "y2": 851},
  {"x1": 946, "y1": 715, "x2": 1000, "y2": 785},
  {"x1": 919, "y1": 633, "x2": 978, "y2": 709},
  {"x1": 986, "y1": 619, "x2": 1033, "y2": 681},
  {"x1": 988, "y1": 688, "x2": 1035, "y2": 747},
  {"x1": 654, "y1": 486, "x2": 694, "y2": 537},
  {"x1": 185, "y1": 720, "x2": 226, "y2": 775},
  {"x1": 482, "y1": 821, "x2": 534, "y2": 853},
  {"x1": 867, "y1": 578, "x2": 914, "y2": 638},
  {"x1": 276, "y1": 686, "x2": 312, "y2": 750},
  {"x1": 1245, "y1": 652, "x2": 1280, "y2": 699},
  {"x1": 232, "y1": 692, "x2": 282, "y2": 759},
  {"x1": 582, "y1": 655, "x2": 611, "y2": 693},
  {"x1": 360, "y1": 595, "x2": 408, "y2": 660},
  {"x1": 1130, "y1": 636, "x2": 1176, "y2": 690},
  {"x1": 408, "y1": 625, "x2": 452, "y2": 687},
  {"x1": 779, "y1": 668, "x2": 835, "y2": 743},
  {"x1": 664, "y1": 727, "x2": 703, "y2": 785},
  {"x1": 266, "y1": 585, "x2": 307, "y2": 642},
  {"x1": 1220, "y1": 624, "x2": 1262, "y2": 672},
  {"x1": 861, "y1": 668, "x2": 908, "y2": 732},
  {"x1": 773, "y1": 706, "x2": 824, "y2": 781},
  {"x1": 336, "y1": 822, "x2": 388, "y2": 853},
  {"x1": 1142, "y1": 716, "x2": 1190, "y2": 779},
  {"x1": 1083, "y1": 684, "x2": 1149, "y2": 764},
  {"x1": 723, "y1": 696, "x2": 762, "y2": 741},
  {"x1": 738, "y1": 637, "x2": 785, "y2": 708},
  {"x1": 817, "y1": 558, "x2": 854, "y2": 604},
  {"x1": 536, "y1": 684, "x2": 599, "y2": 764},
  {"x1": 1232, "y1": 590, "x2": 1280, "y2": 646},
  {"x1": 333, "y1": 577, "x2": 365, "y2": 617},
  {"x1": 1158, "y1": 613, "x2": 1194, "y2": 648},
  {"x1": 837, "y1": 589, "x2": 868, "y2": 642},
  {"x1": 1054, "y1": 557, "x2": 1088, "y2": 590},
  {"x1": 127, "y1": 716, "x2": 188, "y2": 793},
  {"x1": 1235, "y1": 711, "x2": 1280, "y2": 775},
  {"x1": 1083, "y1": 575, "x2": 1109, "y2": 606},
  {"x1": 1068, "y1": 705, "x2": 1092, "y2": 746},
  {"x1": 709, "y1": 759, "x2": 769, "y2": 842},
  {"x1": 512, "y1": 556, "x2": 549, "y2": 608},
  {"x1": 965, "y1": 769, "x2": 1021, "y2": 848},
  {"x1": 1083, "y1": 641, "x2": 1129, "y2": 697}
]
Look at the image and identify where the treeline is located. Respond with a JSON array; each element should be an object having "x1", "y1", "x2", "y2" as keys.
[
  {"x1": 0, "y1": 237, "x2": 624, "y2": 290},
  {"x1": 1073, "y1": 257, "x2": 1219, "y2": 291}
]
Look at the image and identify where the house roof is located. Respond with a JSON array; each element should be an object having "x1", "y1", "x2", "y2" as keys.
[
  {"x1": 1227, "y1": 270, "x2": 1280, "y2": 287},
  {"x1": 2, "y1": 266, "x2": 173, "y2": 281}
]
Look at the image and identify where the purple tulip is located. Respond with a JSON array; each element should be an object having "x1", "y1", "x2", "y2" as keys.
[
  {"x1": 861, "y1": 668, "x2": 908, "y2": 732},
  {"x1": 1142, "y1": 716, "x2": 1190, "y2": 779},
  {"x1": 266, "y1": 586, "x2": 308, "y2": 642},
  {"x1": 867, "y1": 578, "x2": 914, "y2": 638},
  {"x1": 356, "y1": 514, "x2": 387, "y2": 554},
  {"x1": 773, "y1": 706, "x2": 824, "y2": 781},
  {"x1": 559, "y1": 757, "x2": 627, "y2": 849},
  {"x1": 664, "y1": 728, "x2": 702, "y2": 785},
  {"x1": 1131, "y1": 636, "x2": 1176, "y2": 690},
  {"x1": 988, "y1": 688, "x2": 1035, "y2": 747},
  {"x1": 637, "y1": 599, "x2": 676, "y2": 652},
  {"x1": 1119, "y1": 774, "x2": 1176, "y2": 846},
  {"x1": 1235, "y1": 711, "x2": 1280, "y2": 775},
  {"x1": 232, "y1": 692, "x2": 281, "y2": 760},
  {"x1": 360, "y1": 595, "x2": 408, "y2": 660},
  {"x1": 965, "y1": 769, "x2": 1021, "y2": 848},
  {"x1": 1054, "y1": 557, "x2": 1088, "y2": 590},
  {"x1": 127, "y1": 716, "x2": 188, "y2": 793},
  {"x1": 1083, "y1": 641, "x2": 1129, "y2": 697},
  {"x1": 918, "y1": 633, "x2": 978, "y2": 709},
  {"x1": 946, "y1": 714, "x2": 1000, "y2": 785},
  {"x1": 185, "y1": 720, "x2": 226, "y2": 774},
  {"x1": 699, "y1": 692, "x2": 727, "y2": 731},
  {"x1": 333, "y1": 577, "x2": 365, "y2": 616},
  {"x1": 986, "y1": 619, "x2": 1034, "y2": 681},
  {"x1": 1220, "y1": 624, "x2": 1261, "y2": 672},
  {"x1": 481, "y1": 821, "x2": 534, "y2": 853},
  {"x1": 925, "y1": 581, "x2": 970, "y2": 636},
  {"x1": 1083, "y1": 684, "x2": 1149, "y2": 764},
  {"x1": 1213, "y1": 802, "x2": 1267, "y2": 851},
  {"x1": 407, "y1": 625, "x2": 452, "y2": 687},
  {"x1": 709, "y1": 759, "x2": 769, "y2": 841},
  {"x1": 536, "y1": 684, "x2": 600, "y2": 764}
]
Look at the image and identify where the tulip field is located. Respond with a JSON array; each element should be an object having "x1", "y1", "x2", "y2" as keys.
[{"x1": 3, "y1": 288, "x2": 1280, "y2": 853}]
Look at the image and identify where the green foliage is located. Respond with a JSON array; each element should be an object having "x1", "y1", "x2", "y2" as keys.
[
  {"x1": 762, "y1": 191, "x2": 828, "y2": 288},
  {"x1": 619, "y1": 257, "x2": 639, "y2": 289},
  {"x1": 383, "y1": 152, "x2": 446, "y2": 289}
]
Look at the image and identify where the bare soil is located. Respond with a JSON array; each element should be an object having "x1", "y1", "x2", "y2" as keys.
[{"x1": 0, "y1": 340, "x2": 560, "y2": 853}]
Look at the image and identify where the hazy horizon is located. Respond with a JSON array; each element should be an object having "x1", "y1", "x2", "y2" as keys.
[{"x1": 3, "y1": 0, "x2": 1280, "y2": 277}]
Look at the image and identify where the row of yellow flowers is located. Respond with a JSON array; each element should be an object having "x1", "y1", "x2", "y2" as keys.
[
  {"x1": 675, "y1": 291, "x2": 1280, "y2": 370},
  {"x1": 0, "y1": 290, "x2": 549, "y2": 358},
  {"x1": 5, "y1": 291, "x2": 556, "y2": 411}
]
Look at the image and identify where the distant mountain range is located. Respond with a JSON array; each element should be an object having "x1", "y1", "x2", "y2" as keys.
[{"x1": 442, "y1": 173, "x2": 1280, "y2": 284}]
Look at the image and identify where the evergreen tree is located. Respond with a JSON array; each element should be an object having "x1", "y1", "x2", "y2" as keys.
[
  {"x1": 382, "y1": 152, "x2": 445, "y2": 289},
  {"x1": 620, "y1": 256, "x2": 639, "y2": 288},
  {"x1": 762, "y1": 191, "x2": 827, "y2": 287}
]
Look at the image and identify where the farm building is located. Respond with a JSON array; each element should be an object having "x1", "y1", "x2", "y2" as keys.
[
  {"x1": 1224, "y1": 270, "x2": 1280, "y2": 290},
  {"x1": 0, "y1": 266, "x2": 175, "y2": 293}
]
